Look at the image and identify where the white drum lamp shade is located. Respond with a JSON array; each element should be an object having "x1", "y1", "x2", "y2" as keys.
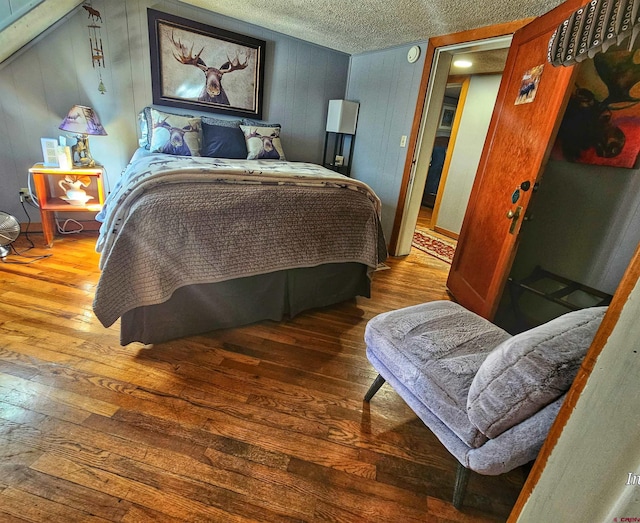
[{"x1": 326, "y1": 100, "x2": 359, "y2": 134}]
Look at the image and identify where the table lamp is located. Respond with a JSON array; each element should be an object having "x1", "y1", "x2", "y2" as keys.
[{"x1": 59, "y1": 105, "x2": 107, "y2": 167}]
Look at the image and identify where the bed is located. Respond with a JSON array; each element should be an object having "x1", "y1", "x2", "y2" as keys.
[{"x1": 92, "y1": 109, "x2": 386, "y2": 345}]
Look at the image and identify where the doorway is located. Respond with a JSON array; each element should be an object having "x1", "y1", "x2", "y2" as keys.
[
  {"x1": 393, "y1": 35, "x2": 513, "y2": 256},
  {"x1": 420, "y1": 83, "x2": 460, "y2": 210}
]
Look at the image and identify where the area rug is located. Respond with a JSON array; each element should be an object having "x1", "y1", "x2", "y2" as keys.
[{"x1": 412, "y1": 229, "x2": 456, "y2": 264}]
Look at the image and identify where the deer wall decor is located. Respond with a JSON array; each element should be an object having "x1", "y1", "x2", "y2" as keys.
[
  {"x1": 82, "y1": 4, "x2": 102, "y2": 22},
  {"x1": 557, "y1": 49, "x2": 640, "y2": 164},
  {"x1": 170, "y1": 32, "x2": 248, "y2": 105}
]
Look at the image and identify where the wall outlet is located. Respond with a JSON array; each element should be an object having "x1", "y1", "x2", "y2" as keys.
[
  {"x1": 400, "y1": 135, "x2": 407, "y2": 147},
  {"x1": 334, "y1": 155, "x2": 344, "y2": 166},
  {"x1": 19, "y1": 188, "x2": 32, "y2": 203}
]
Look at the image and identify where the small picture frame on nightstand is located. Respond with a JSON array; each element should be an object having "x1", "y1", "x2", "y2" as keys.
[{"x1": 41, "y1": 138, "x2": 59, "y2": 167}]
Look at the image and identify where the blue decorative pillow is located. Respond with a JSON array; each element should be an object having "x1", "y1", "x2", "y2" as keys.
[{"x1": 201, "y1": 122, "x2": 248, "y2": 159}]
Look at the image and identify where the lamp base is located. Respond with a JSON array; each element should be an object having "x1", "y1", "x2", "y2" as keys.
[{"x1": 72, "y1": 134, "x2": 96, "y2": 168}]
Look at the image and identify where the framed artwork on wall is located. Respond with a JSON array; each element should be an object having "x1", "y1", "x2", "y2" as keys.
[
  {"x1": 438, "y1": 104, "x2": 456, "y2": 131},
  {"x1": 147, "y1": 9, "x2": 266, "y2": 119},
  {"x1": 552, "y1": 49, "x2": 640, "y2": 169}
]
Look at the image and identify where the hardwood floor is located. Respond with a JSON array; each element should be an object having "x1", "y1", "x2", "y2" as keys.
[
  {"x1": 415, "y1": 206, "x2": 457, "y2": 245},
  {"x1": 0, "y1": 225, "x2": 524, "y2": 522},
  {"x1": 417, "y1": 205, "x2": 434, "y2": 230}
]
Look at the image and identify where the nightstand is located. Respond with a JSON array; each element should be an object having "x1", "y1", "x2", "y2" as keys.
[
  {"x1": 29, "y1": 163, "x2": 105, "y2": 247},
  {"x1": 323, "y1": 131, "x2": 355, "y2": 177}
]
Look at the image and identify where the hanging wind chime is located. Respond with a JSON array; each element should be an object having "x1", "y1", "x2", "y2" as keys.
[{"x1": 82, "y1": 2, "x2": 106, "y2": 94}]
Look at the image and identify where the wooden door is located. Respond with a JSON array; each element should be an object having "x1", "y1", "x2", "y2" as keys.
[{"x1": 446, "y1": 0, "x2": 584, "y2": 319}]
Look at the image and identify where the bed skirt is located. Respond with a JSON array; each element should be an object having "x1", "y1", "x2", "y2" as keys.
[{"x1": 119, "y1": 262, "x2": 370, "y2": 345}]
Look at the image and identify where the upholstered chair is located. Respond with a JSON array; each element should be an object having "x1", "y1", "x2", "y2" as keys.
[{"x1": 363, "y1": 300, "x2": 606, "y2": 508}]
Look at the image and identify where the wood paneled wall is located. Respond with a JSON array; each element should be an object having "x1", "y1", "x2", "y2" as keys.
[{"x1": 346, "y1": 45, "x2": 427, "y2": 241}]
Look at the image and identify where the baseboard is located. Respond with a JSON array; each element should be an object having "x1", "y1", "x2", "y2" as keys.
[
  {"x1": 20, "y1": 222, "x2": 42, "y2": 233},
  {"x1": 434, "y1": 226, "x2": 459, "y2": 240},
  {"x1": 20, "y1": 220, "x2": 101, "y2": 233}
]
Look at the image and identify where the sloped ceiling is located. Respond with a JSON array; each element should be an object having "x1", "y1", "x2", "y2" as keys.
[
  {"x1": 0, "y1": 0, "x2": 82, "y2": 65},
  {"x1": 179, "y1": 0, "x2": 566, "y2": 54}
]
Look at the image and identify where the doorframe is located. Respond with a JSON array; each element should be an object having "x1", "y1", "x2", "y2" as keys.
[{"x1": 387, "y1": 19, "x2": 533, "y2": 255}]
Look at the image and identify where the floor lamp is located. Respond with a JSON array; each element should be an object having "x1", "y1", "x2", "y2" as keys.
[{"x1": 323, "y1": 99, "x2": 359, "y2": 176}]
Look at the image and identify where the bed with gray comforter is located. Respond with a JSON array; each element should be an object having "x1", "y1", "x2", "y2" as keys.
[{"x1": 93, "y1": 149, "x2": 387, "y2": 345}]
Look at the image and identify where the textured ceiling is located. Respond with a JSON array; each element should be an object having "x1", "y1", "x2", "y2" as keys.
[{"x1": 179, "y1": 0, "x2": 566, "y2": 54}]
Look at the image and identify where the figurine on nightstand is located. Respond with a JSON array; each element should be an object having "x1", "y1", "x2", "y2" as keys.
[{"x1": 71, "y1": 136, "x2": 95, "y2": 167}]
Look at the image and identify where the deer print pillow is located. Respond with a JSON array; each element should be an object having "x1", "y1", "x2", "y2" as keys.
[
  {"x1": 148, "y1": 108, "x2": 202, "y2": 157},
  {"x1": 239, "y1": 125, "x2": 286, "y2": 160}
]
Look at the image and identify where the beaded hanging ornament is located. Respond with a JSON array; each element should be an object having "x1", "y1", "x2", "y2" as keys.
[{"x1": 83, "y1": 2, "x2": 107, "y2": 94}]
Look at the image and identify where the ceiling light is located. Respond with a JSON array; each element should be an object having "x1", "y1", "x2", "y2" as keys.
[{"x1": 453, "y1": 59, "x2": 473, "y2": 68}]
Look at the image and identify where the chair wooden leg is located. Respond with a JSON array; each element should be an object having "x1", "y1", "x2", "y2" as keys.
[
  {"x1": 453, "y1": 462, "x2": 470, "y2": 509},
  {"x1": 364, "y1": 374, "x2": 386, "y2": 402}
]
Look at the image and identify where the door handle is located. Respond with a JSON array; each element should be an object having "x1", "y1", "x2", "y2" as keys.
[{"x1": 506, "y1": 205, "x2": 523, "y2": 234}]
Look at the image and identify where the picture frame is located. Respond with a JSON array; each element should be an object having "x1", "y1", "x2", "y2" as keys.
[
  {"x1": 551, "y1": 51, "x2": 640, "y2": 168},
  {"x1": 147, "y1": 9, "x2": 266, "y2": 119},
  {"x1": 438, "y1": 104, "x2": 456, "y2": 131},
  {"x1": 41, "y1": 138, "x2": 59, "y2": 167}
]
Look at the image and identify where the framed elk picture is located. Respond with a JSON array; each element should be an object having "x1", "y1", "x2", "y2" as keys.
[{"x1": 147, "y1": 9, "x2": 266, "y2": 119}]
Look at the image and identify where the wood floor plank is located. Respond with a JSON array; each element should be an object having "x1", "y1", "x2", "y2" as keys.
[
  {"x1": 0, "y1": 486, "x2": 111, "y2": 522},
  {"x1": 4, "y1": 409, "x2": 306, "y2": 520},
  {"x1": 0, "y1": 372, "x2": 119, "y2": 418},
  {"x1": 0, "y1": 512, "x2": 31, "y2": 523},
  {"x1": 121, "y1": 505, "x2": 187, "y2": 523},
  {"x1": 29, "y1": 454, "x2": 256, "y2": 523},
  {"x1": 203, "y1": 446, "x2": 428, "y2": 523},
  {"x1": 0, "y1": 220, "x2": 524, "y2": 521},
  {"x1": 203, "y1": 413, "x2": 378, "y2": 480},
  {"x1": 1, "y1": 466, "x2": 132, "y2": 521},
  {"x1": 0, "y1": 384, "x2": 92, "y2": 425}
]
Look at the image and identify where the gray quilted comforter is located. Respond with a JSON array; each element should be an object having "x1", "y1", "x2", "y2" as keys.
[{"x1": 92, "y1": 150, "x2": 387, "y2": 327}]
